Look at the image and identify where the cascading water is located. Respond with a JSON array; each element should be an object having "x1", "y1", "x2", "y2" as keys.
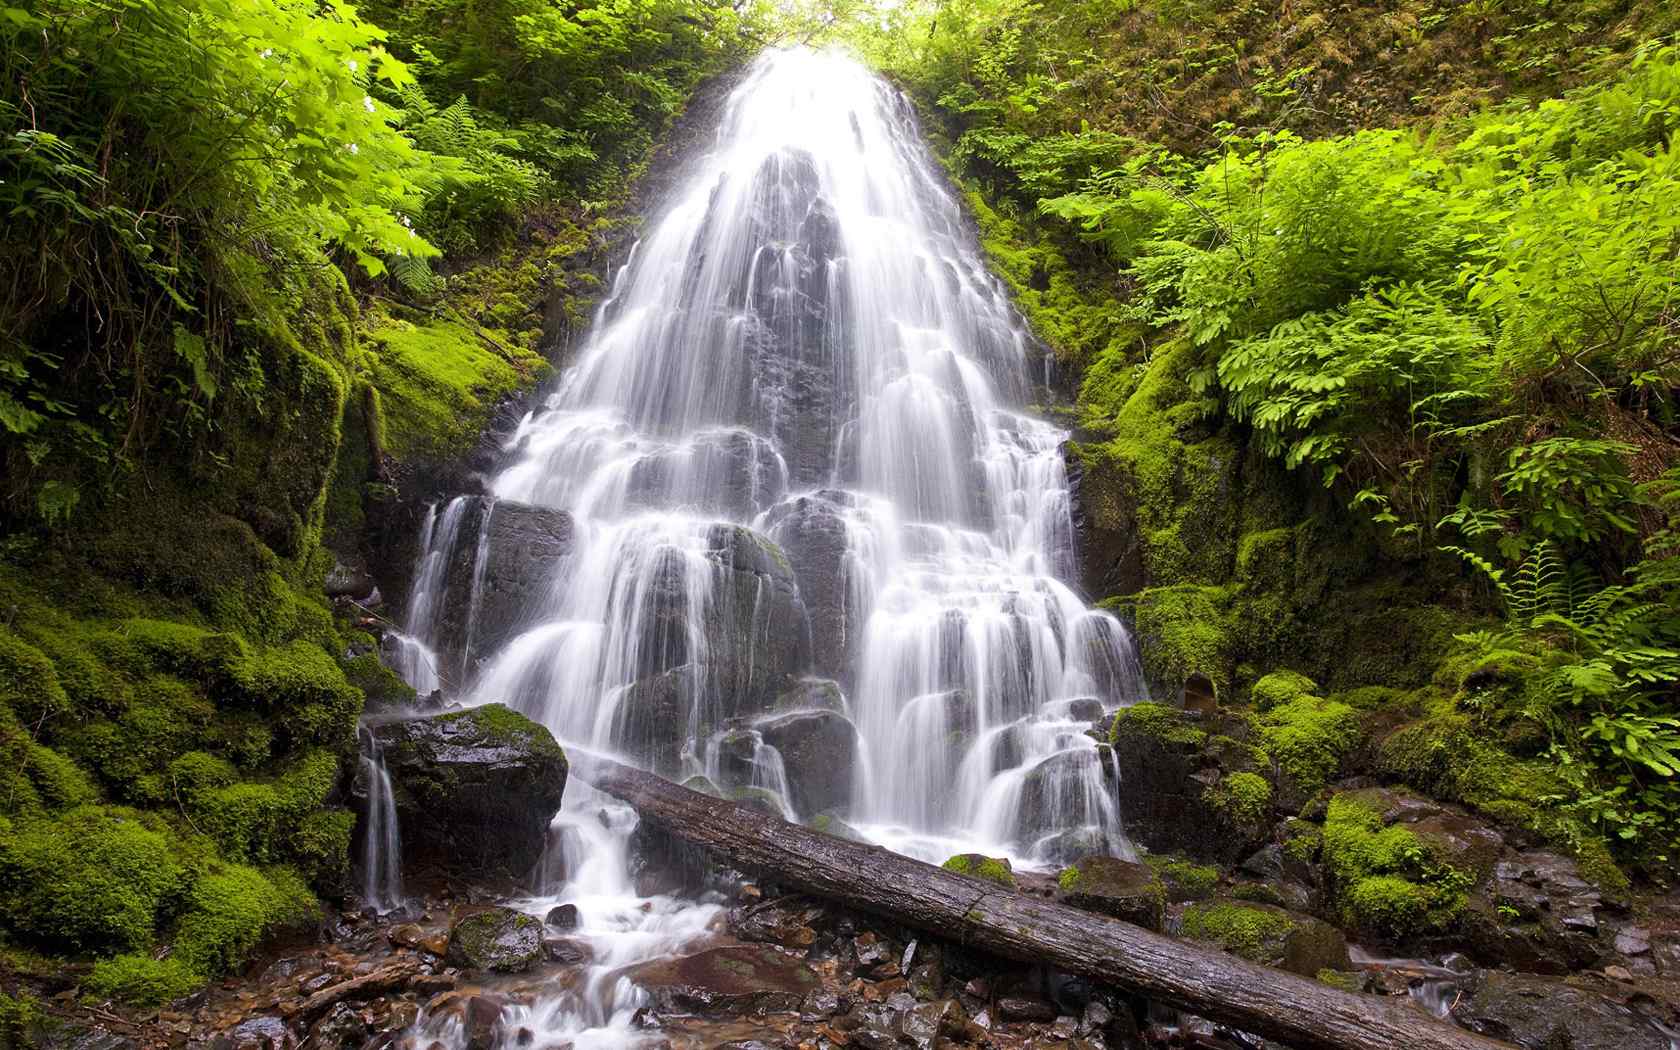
[
  {"x1": 356, "y1": 724, "x2": 405, "y2": 914},
  {"x1": 392, "y1": 46, "x2": 1151, "y2": 1049}
]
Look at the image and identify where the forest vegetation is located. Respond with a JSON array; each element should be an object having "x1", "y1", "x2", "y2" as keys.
[{"x1": 2, "y1": 0, "x2": 1679, "y2": 1021}]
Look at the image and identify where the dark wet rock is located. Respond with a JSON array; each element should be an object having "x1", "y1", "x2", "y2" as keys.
[
  {"x1": 899, "y1": 999, "x2": 970, "y2": 1049},
  {"x1": 1057, "y1": 856, "x2": 1166, "y2": 931},
  {"x1": 616, "y1": 666, "x2": 698, "y2": 772},
  {"x1": 731, "y1": 897, "x2": 825, "y2": 946},
  {"x1": 801, "y1": 989, "x2": 849, "y2": 1021},
  {"x1": 1053, "y1": 697, "x2": 1106, "y2": 723},
  {"x1": 303, "y1": 1003, "x2": 367, "y2": 1050},
  {"x1": 544, "y1": 904, "x2": 579, "y2": 931},
  {"x1": 1016, "y1": 746, "x2": 1118, "y2": 857},
  {"x1": 624, "y1": 944, "x2": 819, "y2": 1016},
  {"x1": 702, "y1": 524, "x2": 813, "y2": 718},
  {"x1": 774, "y1": 677, "x2": 847, "y2": 713},
  {"x1": 997, "y1": 995, "x2": 1058, "y2": 1022},
  {"x1": 754, "y1": 708, "x2": 860, "y2": 815},
  {"x1": 433, "y1": 498, "x2": 575, "y2": 673},
  {"x1": 1107, "y1": 705, "x2": 1265, "y2": 864},
  {"x1": 364, "y1": 704, "x2": 566, "y2": 879},
  {"x1": 808, "y1": 809, "x2": 867, "y2": 842},
  {"x1": 1461, "y1": 851, "x2": 1612, "y2": 974},
  {"x1": 543, "y1": 935, "x2": 593, "y2": 965},
  {"x1": 623, "y1": 427, "x2": 786, "y2": 521},
  {"x1": 446, "y1": 908, "x2": 544, "y2": 972},
  {"x1": 761, "y1": 491, "x2": 858, "y2": 681},
  {"x1": 1452, "y1": 972, "x2": 1673, "y2": 1050},
  {"x1": 218, "y1": 1017, "x2": 294, "y2": 1050},
  {"x1": 325, "y1": 561, "x2": 377, "y2": 601},
  {"x1": 461, "y1": 995, "x2": 507, "y2": 1050}
]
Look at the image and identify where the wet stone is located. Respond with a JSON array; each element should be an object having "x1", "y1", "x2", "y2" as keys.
[
  {"x1": 219, "y1": 1017, "x2": 295, "y2": 1050},
  {"x1": 997, "y1": 996, "x2": 1058, "y2": 1023},
  {"x1": 544, "y1": 904, "x2": 580, "y2": 932},
  {"x1": 624, "y1": 944, "x2": 820, "y2": 1017},
  {"x1": 446, "y1": 908, "x2": 544, "y2": 973}
]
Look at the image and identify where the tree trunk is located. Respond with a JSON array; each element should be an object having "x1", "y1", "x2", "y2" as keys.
[{"x1": 579, "y1": 756, "x2": 1513, "y2": 1050}]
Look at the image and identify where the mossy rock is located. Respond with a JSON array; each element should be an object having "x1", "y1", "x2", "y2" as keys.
[
  {"x1": 1320, "y1": 790, "x2": 1472, "y2": 942},
  {"x1": 1179, "y1": 900, "x2": 1350, "y2": 976},
  {"x1": 446, "y1": 907, "x2": 544, "y2": 972},
  {"x1": 1250, "y1": 670, "x2": 1317, "y2": 712},
  {"x1": 1144, "y1": 854, "x2": 1220, "y2": 902},
  {"x1": 941, "y1": 853, "x2": 1016, "y2": 888},
  {"x1": 1258, "y1": 693, "x2": 1362, "y2": 809},
  {"x1": 1056, "y1": 855, "x2": 1166, "y2": 930},
  {"x1": 1202, "y1": 771, "x2": 1273, "y2": 831}
]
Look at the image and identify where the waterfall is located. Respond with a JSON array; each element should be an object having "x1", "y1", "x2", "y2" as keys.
[
  {"x1": 356, "y1": 725, "x2": 404, "y2": 914},
  {"x1": 388, "y1": 497, "x2": 470, "y2": 695},
  {"x1": 397, "y1": 46, "x2": 1150, "y2": 1049}
]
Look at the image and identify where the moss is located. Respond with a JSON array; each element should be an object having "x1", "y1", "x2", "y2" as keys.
[
  {"x1": 1321, "y1": 792, "x2": 1469, "y2": 939},
  {"x1": 287, "y1": 810, "x2": 356, "y2": 888},
  {"x1": 1377, "y1": 713, "x2": 1628, "y2": 893},
  {"x1": 1108, "y1": 701, "x2": 1208, "y2": 748},
  {"x1": 1250, "y1": 670, "x2": 1318, "y2": 712},
  {"x1": 1145, "y1": 855, "x2": 1220, "y2": 901},
  {"x1": 1259, "y1": 694, "x2": 1362, "y2": 797},
  {"x1": 942, "y1": 853, "x2": 1017, "y2": 888},
  {"x1": 342, "y1": 652, "x2": 416, "y2": 711},
  {"x1": 0, "y1": 630, "x2": 69, "y2": 727},
  {"x1": 83, "y1": 954, "x2": 201, "y2": 1006},
  {"x1": 1057, "y1": 866, "x2": 1081, "y2": 890},
  {"x1": 1283, "y1": 825, "x2": 1323, "y2": 864},
  {"x1": 1180, "y1": 902, "x2": 1296, "y2": 960},
  {"x1": 0, "y1": 990, "x2": 45, "y2": 1050},
  {"x1": 1123, "y1": 585, "x2": 1237, "y2": 697},
  {"x1": 1204, "y1": 771, "x2": 1273, "y2": 827},
  {"x1": 1315, "y1": 968, "x2": 1364, "y2": 992},
  {"x1": 184, "y1": 750, "x2": 339, "y2": 865},
  {"x1": 364, "y1": 309, "x2": 548, "y2": 460},
  {"x1": 226, "y1": 641, "x2": 361, "y2": 748},
  {"x1": 0, "y1": 805, "x2": 188, "y2": 953},
  {"x1": 170, "y1": 864, "x2": 315, "y2": 974},
  {"x1": 442, "y1": 704, "x2": 565, "y2": 760}
]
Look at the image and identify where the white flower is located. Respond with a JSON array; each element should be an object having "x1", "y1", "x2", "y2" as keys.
[
  {"x1": 363, "y1": 95, "x2": 376, "y2": 114},
  {"x1": 259, "y1": 48, "x2": 273, "y2": 59},
  {"x1": 347, "y1": 59, "x2": 359, "y2": 73},
  {"x1": 347, "y1": 142, "x2": 359, "y2": 155}
]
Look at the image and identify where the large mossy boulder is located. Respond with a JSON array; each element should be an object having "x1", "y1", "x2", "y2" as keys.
[
  {"x1": 447, "y1": 907, "x2": 544, "y2": 972},
  {"x1": 1106, "y1": 702, "x2": 1269, "y2": 863},
  {"x1": 1178, "y1": 900, "x2": 1351, "y2": 977},
  {"x1": 365, "y1": 704, "x2": 566, "y2": 880},
  {"x1": 1056, "y1": 855, "x2": 1166, "y2": 930}
]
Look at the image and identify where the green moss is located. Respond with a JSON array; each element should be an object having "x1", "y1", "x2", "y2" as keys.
[
  {"x1": 1145, "y1": 855, "x2": 1220, "y2": 901},
  {"x1": 1259, "y1": 695, "x2": 1362, "y2": 797},
  {"x1": 1057, "y1": 866, "x2": 1081, "y2": 890},
  {"x1": 227, "y1": 642, "x2": 361, "y2": 748},
  {"x1": 1377, "y1": 713, "x2": 1627, "y2": 893},
  {"x1": 0, "y1": 805, "x2": 188, "y2": 953},
  {"x1": 342, "y1": 652, "x2": 416, "y2": 711},
  {"x1": 1315, "y1": 968, "x2": 1364, "y2": 992},
  {"x1": 365, "y1": 310, "x2": 548, "y2": 460},
  {"x1": 0, "y1": 630, "x2": 69, "y2": 727},
  {"x1": 1321, "y1": 793, "x2": 1468, "y2": 939},
  {"x1": 1283, "y1": 825, "x2": 1323, "y2": 864},
  {"x1": 185, "y1": 750, "x2": 339, "y2": 865},
  {"x1": 442, "y1": 704, "x2": 565, "y2": 760},
  {"x1": 84, "y1": 954, "x2": 202, "y2": 1006},
  {"x1": 1251, "y1": 670, "x2": 1318, "y2": 712},
  {"x1": 1123, "y1": 585, "x2": 1237, "y2": 697},
  {"x1": 1108, "y1": 701, "x2": 1208, "y2": 748},
  {"x1": 1204, "y1": 771, "x2": 1273, "y2": 827},
  {"x1": 1180, "y1": 902, "x2": 1295, "y2": 960},
  {"x1": 170, "y1": 864, "x2": 315, "y2": 974},
  {"x1": 941, "y1": 853, "x2": 1016, "y2": 888}
]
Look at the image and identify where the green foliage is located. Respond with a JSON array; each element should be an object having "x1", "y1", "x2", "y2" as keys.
[
  {"x1": 0, "y1": 991, "x2": 45, "y2": 1050},
  {"x1": 1259, "y1": 695, "x2": 1363, "y2": 798},
  {"x1": 1144, "y1": 855, "x2": 1219, "y2": 901},
  {"x1": 941, "y1": 853, "x2": 1017, "y2": 887},
  {"x1": 1107, "y1": 702, "x2": 1207, "y2": 748},
  {"x1": 171, "y1": 864, "x2": 315, "y2": 974}
]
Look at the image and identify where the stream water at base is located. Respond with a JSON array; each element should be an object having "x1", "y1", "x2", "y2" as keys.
[{"x1": 383, "y1": 46, "x2": 1151, "y2": 1049}]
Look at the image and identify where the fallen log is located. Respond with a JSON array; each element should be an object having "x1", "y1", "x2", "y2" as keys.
[
  {"x1": 580, "y1": 756, "x2": 1513, "y2": 1050},
  {"x1": 281, "y1": 963, "x2": 456, "y2": 1024}
]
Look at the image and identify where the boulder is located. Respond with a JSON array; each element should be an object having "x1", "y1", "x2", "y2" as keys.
[
  {"x1": 1460, "y1": 851, "x2": 1612, "y2": 974},
  {"x1": 1106, "y1": 703, "x2": 1266, "y2": 864},
  {"x1": 363, "y1": 704, "x2": 567, "y2": 879},
  {"x1": 623, "y1": 427, "x2": 787, "y2": 520},
  {"x1": 774, "y1": 677, "x2": 847, "y2": 713},
  {"x1": 433, "y1": 498, "x2": 575, "y2": 677},
  {"x1": 624, "y1": 945, "x2": 819, "y2": 1016},
  {"x1": 1452, "y1": 971, "x2": 1673, "y2": 1050},
  {"x1": 613, "y1": 665, "x2": 698, "y2": 772},
  {"x1": 701, "y1": 524, "x2": 813, "y2": 717},
  {"x1": 761, "y1": 491, "x2": 858, "y2": 681},
  {"x1": 1015, "y1": 746, "x2": 1118, "y2": 857},
  {"x1": 1178, "y1": 901, "x2": 1351, "y2": 977},
  {"x1": 1056, "y1": 856, "x2": 1165, "y2": 931},
  {"x1": 755, "y1": 709, "x2": 861, "y2": 815},
  {"x1": 446, "y1": 908, "x2": 544, "y2": 972}
]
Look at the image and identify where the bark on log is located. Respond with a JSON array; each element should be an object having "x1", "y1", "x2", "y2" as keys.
[
  {"x1": 281, "y1": 964, "x2": 456, "y2": 1024},
  {"x1": 579, "y1": 755, "x2": 1514, "y2": 1050}
]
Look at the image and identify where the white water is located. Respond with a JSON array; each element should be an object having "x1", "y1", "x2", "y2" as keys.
[
  {"x1": 390, "y1": 47, "x2": 1150, "y2": 1048},
  {"x1": 356, "y1": 725, "x2": 405, "y2": 915}
]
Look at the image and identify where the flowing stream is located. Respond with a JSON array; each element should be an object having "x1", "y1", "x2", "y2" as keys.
[{"x1": 388, "y1": 46, "x2": 1149, "y2": 1049}]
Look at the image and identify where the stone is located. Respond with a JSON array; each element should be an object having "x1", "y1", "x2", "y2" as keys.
[
  {"x1": 432, "y1": 499, "x2": 575, "y2": 672},
  {"x1": 760, "y1": 491, "x2": 859, "y2": 681},
  {"x1": 304, "y1": 1003, "x2": 366, "y2": 1050},
  {"x1": 1056, "y1": 856, "x2": 1166, "y2": 931},
  {"x1": 997, "y1": 996, "x2": 1057, "y2": 1022},
  {"x1": 219, "y1": 1017, "x2": 295, "y2": 1050},
  {"x1": 624, "y1": 945, "x2": 820, "y2": 1016},
  {"x1": 364, "y1": 704, "x2": 567, "y2": 880},
  {"x1": 898, "y1": 999, "x2": 969, "y2": 1050},
  {"x1": 1452, "y1": 971, "x2": 1673, "y2": 1050},
  {"x1": 774, "y1": 677, "x2": 847, "y2": 713},
  {"x1": 462, "y1": 996, "x2": 506, "y2": 1050},
  {"x1": 1178, "y1": 900, "x2": 1351, "y2": 977},
  {"x1": 754, "y1": 708, "x2": 861, "y2": 815},
  {"x1": 1461, "y1": 850, "x2": 1611, "y2": 975},
  {"x1": 446, "y1": 908, "x2": 544, "y2": 972},
  {"x1": 543, "y1": 936, "x2": 593, "y2": 965},
  {"x1": 622, "y1": 427, "x2": 787, "y2": 521},
  {"x1": 544, "y1": 904, "x2": 579, "y2": 931},
  {"x1": 697, "y1": 524, "x2": 813, "y2": 719},
  {"x1": 1016, "y1": 747, "x2": 1119, "y2": 858}
]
